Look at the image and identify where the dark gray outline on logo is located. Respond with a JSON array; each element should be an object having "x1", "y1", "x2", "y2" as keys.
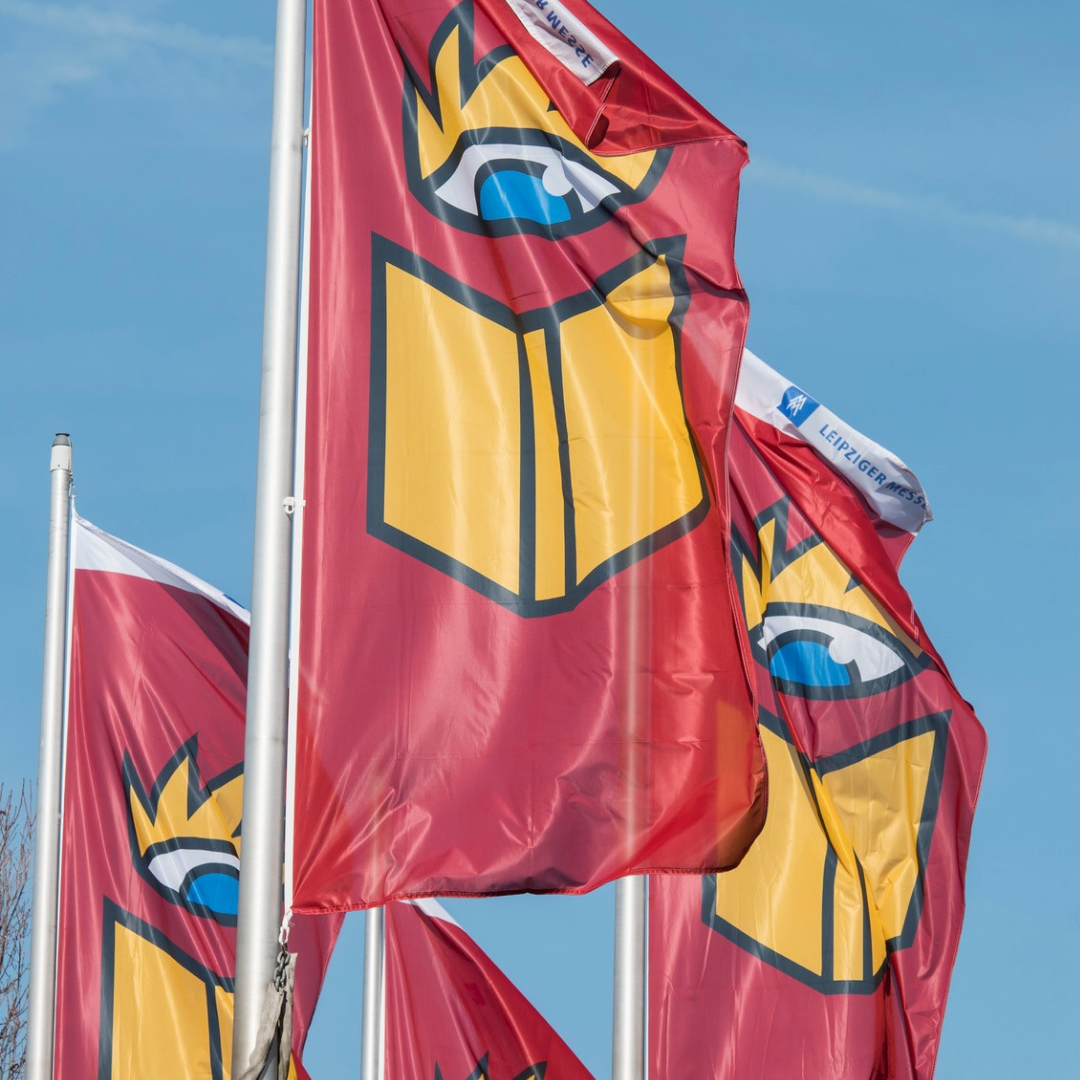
[
  {"x1": 701, "y1": 706, "x2": 950, "y2": 995},
  {"x1": 367, "y1": 232, "x2": 710, "y2": 617},
  {"x1": 399, "y1": 0, "x2": 670, "y2": 239},
  {"x1": 123, "y1": 737, "x2": 243, "y2": 926},
  {"x1": 98, "y1": 897, "x2": 233, "y2": 1080},
  {"x1": 731, "y1": 496, "x2": 931, "y2": 699}
]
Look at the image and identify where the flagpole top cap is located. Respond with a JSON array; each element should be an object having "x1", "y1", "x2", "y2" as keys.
[{"x1": 50, "y1": 433, "x2": 72, "y2": 473}]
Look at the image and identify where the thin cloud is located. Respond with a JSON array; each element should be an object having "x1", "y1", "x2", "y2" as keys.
[
  {"x1": 752, "y1": 157, "x2": 1080, "y2": 253},
  {"x1": 0, "y1": 1, "x2": 272, "y2": 66},
  {"x1": 0, "y1": 1, "x2": 272, "y2": 147}
]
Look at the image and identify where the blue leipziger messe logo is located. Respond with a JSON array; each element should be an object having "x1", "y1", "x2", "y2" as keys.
[{"x1": 778, "y1": 385, "x2": 820, "y2": 426}]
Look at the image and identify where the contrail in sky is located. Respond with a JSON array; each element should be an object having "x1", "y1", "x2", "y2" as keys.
[
  {"x1": 3, "y1": 0, "x2": 1077, "y2": 257},
  {"x1": 0, "y1": 1, "x2": 272, "y2": 66},
  {"x1": 752, "y1": 157, "x2": 1080, "y2": 252}
]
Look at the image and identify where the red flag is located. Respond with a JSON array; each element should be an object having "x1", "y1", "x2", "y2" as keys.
[
  {"x1": 385, "y1": 899, "x2": 595, "y2": 1080},
  {"x1": 648, "y1": 355, "x2": 987, "y2": 1080},
  {"x1": 293, "y1": 0, "x2": 765, "y2": 911},
  {"x1": 54, "y1": 517, "x2": 339, "y2": 1078}
]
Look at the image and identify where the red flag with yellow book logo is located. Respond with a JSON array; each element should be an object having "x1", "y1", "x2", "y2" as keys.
[
  {"x1": 385, "y1": 899, "x2": 596, "y2": 1080},
  {"x1": 54, "y1": 517, "x2": 339, "y2": 1079},
  {"x1": 291, "y1": 0, "x2": 765, "y2": 910},
  {"x1": 648, "y1": 353, "x2": 987, "y2": 1080}
]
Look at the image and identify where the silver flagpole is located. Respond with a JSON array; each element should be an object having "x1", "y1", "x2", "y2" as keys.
[
  {"x1": 612, "y1": 877, "x2": 646, "y2": 1080},
  {"x1": 613, "y1": 508, "x2": 648, "y2": 1080},
  {"x1": 360, "y1": 907, "x2": 386, "y2": 1080},
  {"x1": 231, "y1": 0, "x2": 308, "y2": 1068},
  {"x1": 25, "y1": 434, "x2": 73, "y2": 1080}
]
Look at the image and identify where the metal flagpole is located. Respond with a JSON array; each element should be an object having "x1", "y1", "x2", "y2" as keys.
[
  {"x1": 26, "y1": 433, "x2": 73, "y2": 1080},
  {"x1": 613, "y1": 471, "x2": 648, "y2": 1080},
  {"x1": 612, "y1": 877, "x2": 646, "y2": 1080},
  {"x1": 360, "y1": 907, "x2": 386, "y2": 1080},
  {"x1": 231, "y1": 0, "x2": 308, "y2": 1069}
]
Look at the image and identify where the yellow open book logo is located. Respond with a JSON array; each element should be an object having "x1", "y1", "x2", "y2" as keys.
[
  {"x1": 704, "y1": 710, "x2": 947, "y2": 992},
  {"x1": 710, "y1": 497, "x2": 948, "y2": 991},
  {"x1": 100, "y1": 901, "x2": 301, "y2": 1080},
  {"x1": 368, "y1": 235, "x2": 708, "y2": 616}
]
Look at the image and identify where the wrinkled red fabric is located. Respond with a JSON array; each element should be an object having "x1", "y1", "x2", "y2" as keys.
[
  {"x1": 648, "y1": 420, "x2": 987, "y2": 1080},
  {"x1": 294, "y1": 0, "x2": 765, "y2": 911},
  {"x1": 385, "y1": 901, "x2": 595, "y2": 1080},
  {"x1": 54, "y1": 544, "x2": 339, "y2": 1077}
]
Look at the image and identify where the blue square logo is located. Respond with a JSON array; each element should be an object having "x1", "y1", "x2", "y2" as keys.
[{"x1": 778, "y1": 385, "x2": 820, "y2": 426}]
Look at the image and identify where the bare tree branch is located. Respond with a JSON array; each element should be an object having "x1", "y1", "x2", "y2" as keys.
[{"x1": 0, "y1": 782, "x2": 33, "y2": 1080}]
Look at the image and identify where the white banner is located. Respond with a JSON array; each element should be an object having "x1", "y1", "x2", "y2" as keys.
[
  {"x1": 736, "y1": 349, "x2": 932, "y2": 534},
  {"x1": 74, "y1": 515, "x2": 248, "y2": 621},
  {"x1": 502, "y1": 0, "x2": 618, "y2": 85}
]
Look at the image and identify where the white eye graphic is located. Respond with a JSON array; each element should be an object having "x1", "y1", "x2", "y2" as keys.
[
  {"x1": 142, "y1": 845, "x2": 240, "y2": 920},
  {"x1": 756, "y1": 604, "x2": 924, "y2": 699},
  {"x1": 146, "y1": 848, "x2": 240, "y2": 891},
  {"x1": 434, "y1": 142, "x2": 619, "y2": 225}
]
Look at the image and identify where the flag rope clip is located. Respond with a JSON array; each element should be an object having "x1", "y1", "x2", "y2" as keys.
[{"x1": 277, "y1": 909, "x2": 294, "y2": 949}]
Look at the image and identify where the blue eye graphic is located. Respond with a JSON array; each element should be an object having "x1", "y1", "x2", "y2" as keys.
[
  {"x1": 143, "y1": 845, "x2": 240, "y2": 920},
  {"x1": 402, "y1": 4, "x2": 670, "y2": 238},
  {"x1": 434, "y1": 142, "x2": 620, "y2": 227},
  {"x1": 184, "y1": 871, "x2": 240, "y2": 918},
  {"x1": 755, "y1": 603, "x2": 926, "y2": 700},
  {"x1": 479, "y1": 169, "x2": 571, "y2": 224}
]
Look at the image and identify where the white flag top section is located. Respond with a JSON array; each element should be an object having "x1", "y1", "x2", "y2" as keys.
[
  {"x1": 736, "y1": 349, "x2": 932, "y2": 534},
  {"x1": 73, "y1": 515, "x2": 249, "y2": 623},
  {"x1": 503, "y1": 0, "x2": 618, "y2": 85},
  {"x1": 401, "y1": 897, "x2": 458, "y2": 925}
]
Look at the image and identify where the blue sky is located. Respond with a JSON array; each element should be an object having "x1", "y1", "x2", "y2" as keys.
[{"x1": 2, "y1": 1, "x2": 1078, "y2": 1076}]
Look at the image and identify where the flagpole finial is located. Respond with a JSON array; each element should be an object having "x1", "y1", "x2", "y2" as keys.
[{"x1": 50, "y1": 433, "x2": 72, "y2": 472}]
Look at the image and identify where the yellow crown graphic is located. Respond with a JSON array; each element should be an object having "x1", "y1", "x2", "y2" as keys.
[
  {"x1": 436, "y1": 1055, "x2": 545, "y2": 1080},
  {"x1": 124, "y1": 739, "x2": 243, "y2": 924},
  {"x1": 402, "y1": 2, "x2": 666, "y2": 236},
  {"x1": 734, "y1": 498, "x2": 925, "y2": 699}
]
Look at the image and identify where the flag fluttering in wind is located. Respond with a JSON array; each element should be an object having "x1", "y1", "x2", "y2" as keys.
[
  {"x1": 54, "y1": 518, "x2": 339, "y2": 1079},
  {"x1": 385, "y1": 899, "x2": 596, "y2": 1080},
  {"x1": 292, "y1": 0, "x2": 765, "y2": 910},
  {"x1": 648, "y1": 353, "x2": 987, "y2": 1080}
]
